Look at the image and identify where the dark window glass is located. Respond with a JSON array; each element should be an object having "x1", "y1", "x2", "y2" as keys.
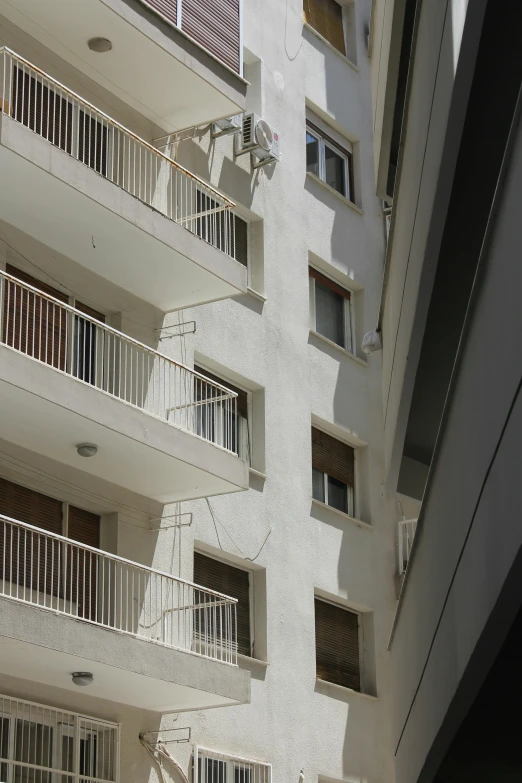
[
  {"x1": 324, "y1": 144, "x2": 346, "y2": 194},
  {"x1": 234, "y1": 765, "x2": 253, "y2": 783},
  {"x1": 328, "y1": 476, "x2": 348, "y2": 513},
  {"x1": 312, "y1": 467, "x2": 325, "y2": 503},
  {"x1": 306, "y1": 132, "x2": 320, "y2": 177},
  {"x1": 315, "y1": 280, "x2": 345, "y2": 347},
  {"x1": 200, "y1": 759, "x2": 226, "y2": 783}
]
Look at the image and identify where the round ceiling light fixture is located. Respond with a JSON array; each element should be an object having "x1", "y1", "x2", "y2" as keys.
[
  {"x1": 72, "y1": 671, "x2": 94, "y2": 687},
  {"x1": 88, "y1": 37, "x2": 113, "y2": 53},
  {"x1": 76, "y1": 443, "x2": 98, "y2": 458}
]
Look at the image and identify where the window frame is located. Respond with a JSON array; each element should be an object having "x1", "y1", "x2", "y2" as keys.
[
  {"x1": 314, "y1": 595, "x2": 364, "y2": 692},
  {"x1": 0, "y1": 698, "x2": 118, "y2": 783},
  {"x1": 193, "y1": 365, "x2": 252, "y2": 465},
  {"x1": 193, "y1": 550, "x2": 255, "y2": 659},
  {"x1": 306, "y1": 122, "x2": 354, "y2": 201},
  {"x1": 309, "y1": 269, "x2": 355, "y2": 354},
  {"x1": 303, "y1": 0, "x2": 348, "y2": 58},
  {"x1": 313, "y1": 468, "x2": 354, "y2": 517},
  {"x1": 311, "y1": 425, "x2": 359, "y2": 519}
]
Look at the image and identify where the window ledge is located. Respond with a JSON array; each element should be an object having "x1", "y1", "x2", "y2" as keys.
[
  {"x1": 310, "y1": 331, "x2": 367, "y2": 366},
  {"x1": 238, "y1": 654, "x2": 269, "y2": 667},
  {"x1": 315, "y1": 678, "x2": 378, "y2": 701},
  {"x1": 303, "y1": 23, "x2": 360, "y2": 73},
  {"x1": 247, "y1": 287, "x2": 267, "y2": 303},
  {"x1": 311, "y1": 498, "x2": 373, "y2": 530},
  {"x1": 249, "y1": 467, "x2": 267, "y2": 479},
  {"x1": 306, "y1": 172, "x2": 364, "y2": 215}
]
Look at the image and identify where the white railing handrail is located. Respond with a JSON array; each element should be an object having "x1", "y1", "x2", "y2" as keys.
[
  {"x1": 0, "y1": 512, "x2": 237, "y2": 604},
  {"x1": 0, "y1": 46, "x2": 235, "y2": 211},
  {"x1": 0, "y1": 268, "x2": 237, "y2": 398}
]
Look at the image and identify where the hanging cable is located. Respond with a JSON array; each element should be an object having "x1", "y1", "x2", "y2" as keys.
[{"x1": 205, "y1": 498, "x2": 272, "y2": 562}]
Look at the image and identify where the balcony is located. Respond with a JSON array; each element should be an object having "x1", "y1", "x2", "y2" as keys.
[
  {"x1": 398, "y1": 518, "x2": 418, "y2": 575},
  {"x1": 0, "y1": 0, "x2": 246, "y2": 132},
  {"x1": 0, "y1": 49, "x2": 247, "y2": 311},
  {"x1": 0, "y1": 514, "x2": 250, "y2": 711},
  {"x1": 0, "y1": 269, "x2": 249, "y2": 502}
]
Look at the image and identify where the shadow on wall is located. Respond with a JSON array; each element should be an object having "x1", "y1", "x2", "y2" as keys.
[{"x1": 174, "y1": 131, "x2": 263, "y2": 210}]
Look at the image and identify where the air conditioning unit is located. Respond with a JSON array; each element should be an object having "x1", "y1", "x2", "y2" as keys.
[
  {"x1": 235, "y1": 113, "x2": 280, "y2": 167},
  {"x1": 212, "y1": 114, "x2": 243, "y2": 138}
]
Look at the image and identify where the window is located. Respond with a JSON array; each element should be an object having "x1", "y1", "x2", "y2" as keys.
[
  {"x1": 194, "y1": 366, "x2": 250, "y2": 462},
  {"x1": 312, "y1": 427, "x2": 355, "y2": 515},
  {"x1": 196, "y1": 192, "x2": 249, "y2": 267},
  {"x1": 0, "y1": 694, "x2": 118, "y2": 783},
  {"x1": 306, "y1": 121, "x2": 354, "y2": 200},
  {"x1": 193, "y1": 552, "x2": 252, "y2": 657},
  {"x1": 0, "y1": 477, "x2": 101, "y2": 620},
  {"x1": 303, "y1": 0, "x2": 346, "y2": 56},
  {"x1": 309, "y1": 267, "x2": 353, "y2": 351},
  {"x1": 3, "y1": 266, "x2": 106, "y2": 385},
  {"x1": 315, "y1": 597, "x2": 361, "y2": 691},
  {"x1": 195, "y1": 747, "x2": 271, "y2": 783}
]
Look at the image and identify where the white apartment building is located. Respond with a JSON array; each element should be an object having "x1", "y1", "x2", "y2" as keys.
[{"x1": 0, "y1": 1, "x2": 399, "y2": 782}]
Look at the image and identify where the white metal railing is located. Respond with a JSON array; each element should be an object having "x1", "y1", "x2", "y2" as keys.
[
  {"x1": 0, "y1": 514, "x2": 239, "y2": 664},
  {"x1": 195, "y1": 747, "x2": 272, "y2": 783},
  {"x1": 398, "y1": 518, "x2": 418, "y2": 575},
  {"x1": 0, "y1": 47, "x2": 240, "y2": 260},
  {"x1": 0, "y1": 694, "x2": 119, "y2": 783},
  {"x1": 0, "y1": 269, "x2": 239, "y2": 452}
]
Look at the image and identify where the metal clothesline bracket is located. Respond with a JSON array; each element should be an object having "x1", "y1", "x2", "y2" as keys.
[
  {"x1": 148, "y1": 512, "x2": 193, "y2": 531},
  {"x1": 140, "y1": 727, "x2": 192, "y2": 745},
  {"x1": 156, "y1": 321, "x2": 197, "y2": 339}
]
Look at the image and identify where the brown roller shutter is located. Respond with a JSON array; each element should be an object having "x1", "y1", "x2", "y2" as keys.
[
  {"x1": 309, "y1": 267, "x2": 351, "y2": 299},
  {"x1": 68, "y1": 506, "x2": 100, "y2": 622},
  {"x1": 303, "y1": 0, "x2": 346, "y2": 56},
  {"x1": 194, "y1": 366, "x2": 248, "y2": 418},
  {"x1": 142, "y1": 0, "x2": 177, "y2": 27},
  {"x1": 182, "y1": 0, "x2": 240, "y2": 73},
  {"x1": 194, "y1": 552, "x2": 251, "y2": 657},
  {"x1": 0, "y1": 478, "x2": 62, "y2": 597},
  {"x1": 11, "y1": 65, "x2": 73, "y2": 153},
  {"x1": 315, "y1": 598, "x2": 360, "y2": 691},
  {"x1": 312, "y1": 427, "x2": 354, "y2": 487},
  {"x1": 3, "y1": 265, "x2": 68, "y2": 371},
  {"x1": 233, "y1": 216, "x2": 248, "y2": 268}
]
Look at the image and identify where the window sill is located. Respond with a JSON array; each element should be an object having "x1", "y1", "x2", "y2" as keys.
[
  {"x1": 306, "y1": 172, "x2": 364, "y2": 215},
  {"x1": 238, "y1": 654, "x2": 269, "y2": 667},
  {"x1": 311, "y1": 498, "x2": 373, "y2": 530},
  {"x1": 249, "y1": 467, "x2": 267, "y2": 479},
  {"x1": 303, "y1": 23, "x2": 360, "y2": 73},
  {"x1": 315, "y1": 678, "x2": 378, "y2": 701},
  {"x1": 247, "y1": 287, "x2": 266, "y2": 303},
  {"x1": 309, "y1": 331, "x2": 367, "y2": 366}
]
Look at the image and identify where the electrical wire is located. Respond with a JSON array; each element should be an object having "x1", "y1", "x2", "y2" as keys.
[
  {"x1": 285, "y1": 0, "x2": 304, "y2": 61},
  {"x1": 205, "y1": 498, "x2": 272, "y2": 562}
]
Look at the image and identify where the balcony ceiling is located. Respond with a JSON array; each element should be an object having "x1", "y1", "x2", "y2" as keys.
[
  {"x1": 0, "y1": 0, "x2": 246, "y2": 132},
  {"x1": 0, "y1": 346, "x2": 249, "y2": 504},
  {"x1": 0, "y1": 117, "x2": 247, "y2": 311}
]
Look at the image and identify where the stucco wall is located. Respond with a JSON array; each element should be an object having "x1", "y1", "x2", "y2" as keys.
[{"x1": 0, "y1": 1, "x2": 399, "y2": 782}]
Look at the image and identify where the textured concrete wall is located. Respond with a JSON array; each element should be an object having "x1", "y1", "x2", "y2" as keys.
[{"x1": 0, "y1": 1, "x2": 399, "y2": 782}]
